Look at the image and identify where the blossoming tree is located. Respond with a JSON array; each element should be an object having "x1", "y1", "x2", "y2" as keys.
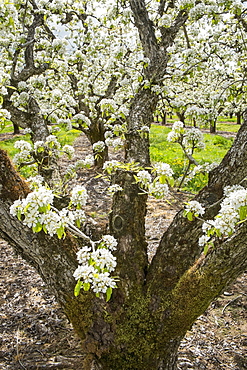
[{"x1": 1, "y1": 1, "x2": 247, "y2": 369}]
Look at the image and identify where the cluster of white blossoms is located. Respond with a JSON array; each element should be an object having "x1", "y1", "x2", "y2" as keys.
[
  {"x1": 72, "y1": 113, "x2": 92, "y2": 128},
  {"x1": 14, "y1": 140, "x2": 32, "y2": 151},
  {"x1": 73, "y1": 235, "x2": 118, "y2": 300},
  {"x1": 167, "y1": 121, "x2": 185, "y2": 143},
  {"x1": 153, "y1": 162, "x2": 174, "y2": 178},
  {"x1": 70, "y1": 185, "x2": 88, "y2": 208},
  {"x1": 135, "y1": 170, "x2": 152, "y2": 189},
  {"x1": 167, "y1": 122, "x2": 205, "y2": 153},
  {"x1": 183, "y1": 128, "x2": 205, "y2": 152},
  {"x1": 9, "y1": 185, "x2": 87, "y2": 238},
  {"x1": 179, "y1": 0, "x2": 195, "y2": 8},
  {"x1": 27, "y1": 175, "x2": 44, "y2": 189},
  {"x1": 184, "y1": 200, "x2": 205, "y2": 220},
  {"x1": 105, "y1": 137, "x2": 124, "y2": 150},
  {"x1": 134, "y1": 162, "x2": 174, "y2": 199},
  {"x1": 13, "y1": 140, "x2": 33, "y2": 166},
  {"x1": 107, "y1": 184, "x2": 123, "y2": 197},
  {"x1": 149, "y1": 182, "x2": 169, "y2": 199},
  {"x1": 183, "y1": 186, "x2": 247, "y2": 252},
  {"x1": 62, "y1": 144, "x2": 75, "y2": 159},
  {"x1": 158, "y1": 14, "x2": 172, "y2": 28},
  {"x1": 99, "y1": 99, "x2": 118, "y2": 114},
  {"x1": 0, "y1": 108, "x2": 11, "y2": 123},
  {"x1": 103, "y1": 160, "x2": 121, "y2": 174},
  {"x1": 9, "y1": 171, "x2": 118, "y2": 300},
  {"x1": 83, "y1": 155, "x2": 95, "y2": 167},
  {"x1": 92, "y1": 141, "x2": 106, "y2": 153}
]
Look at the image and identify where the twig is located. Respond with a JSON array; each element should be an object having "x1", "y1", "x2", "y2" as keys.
[
  {"x1": 222, "y1": 294, "x2": 244, "y2": 314},
  {"x1": 16, "y1": 328, "x2": 27, "y2": 370}
]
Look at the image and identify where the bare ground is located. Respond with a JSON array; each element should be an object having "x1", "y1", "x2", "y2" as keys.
[{"x1": 0, "y1": 131, "x2": 247, "y2": 369}]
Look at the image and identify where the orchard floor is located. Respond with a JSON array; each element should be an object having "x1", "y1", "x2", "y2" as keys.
[{"x1": 0, "y1": 131, "x2": 247, "y2": 369}]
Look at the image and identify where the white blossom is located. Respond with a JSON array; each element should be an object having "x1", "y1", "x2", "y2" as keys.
[
  {"x1": 76, "y1": 246, "x2": 92, "y2": 264},
  {"x1": 91, "y1": 272, "x2": 117, "y2": 294},
  {"x1": 14, "y1": 140, "x2": 32, "y2": 151},
  {"x1": 45, "y1": 135, "x2": 61, "y2": 149},
  {"x1": 91, "y1": 248, "x2": 117, "y2": 272},
  {"x1": 102, "y1": 235, "x2": 118, "y2": 251},
  {"x1": 71, "y1": 185, "x2": 88, "y2": 207},
  {"x1": 73, "y1": 264, "x2": 96, "y2": 282},
  {"x1": 185, "y1": 201, "x2": 205, "y2": 216},
  {"x1": 103, "y1": 160, "x2": 120, "y2": 174},
  {"x1": 83, "y1": 154, "x2": 95, "y2": 167},
  {"x1": 153, "y1": 162, "x2": 174, "y2": 177},
  {"x1": 136, "y1": 170, "x2": 152, "y2": 188},
  {"x1": 62, "y1": 144, "x2": 75, "y2": 158},
  {"x1": 149, "y1": 182, "x2": 169, "y2": 199},
  {"x1": 107, "y1": 184, "x2": 123, "y2": 197},
  {"x1": 34, "y1": 141, "x2": 45, "y2": 152},
  {"x1": 198, "y1": 234, "x2": 210, "y2": 247},
  {"x1": 93, "y1": 141, "x2": 105, "y2": 153}
]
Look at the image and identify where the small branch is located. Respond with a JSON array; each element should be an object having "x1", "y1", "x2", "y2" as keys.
[{"x1": 222, "y1": 294, "x2": 246, "y2": 314}]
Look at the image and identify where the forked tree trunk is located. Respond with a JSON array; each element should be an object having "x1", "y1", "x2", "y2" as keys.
[{"x1": 1, "y1": 114, "x2": 247, "y2": 370}]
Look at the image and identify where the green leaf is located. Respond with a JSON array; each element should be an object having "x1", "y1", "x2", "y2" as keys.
[
  {"x1": 199, "y1": 173, "x2": 204, "y2": 182},
  {"x1": 83, "y1": 282, "x2": 90, "y2": 291},
  {"x1": 106, "y1": 287, "x2": 112, "y2": 302},
  {"x1": 159, "y1": 175, "x2": 167, "y2": 184},
  {"x1": 187, "y1": 211, "x2": 194, "y2": 221},
  {"x1": 168, "y1": 177, "x2": 174, "y2": 187},
  {"x1": 32, "y1": 222, "x2": 43, "y2": 233},
  {"x1": 74, "y1": 279, "x2": 83, "y2": 297},
  {"x1": 6, "y1": 85, "x2": 17, "y2": 90},
  {"x1": 56, "y1": 225, "x2": 65, "y2": 239},
  {"x1": 38, "y1": 205, "x2": 48, "y2": 213},
  {"x1": 203, "y1": 243, "x2": 209, "y2": 255},
  {"x1": 17, "y1": 209, "x2": 22, "y2": 221},
  {"x1": 8, "y1": 16, "x2": 15, "y2": 27},
  {"x1": 239, "y1": 205, "x2": 247, "y2": 221}
]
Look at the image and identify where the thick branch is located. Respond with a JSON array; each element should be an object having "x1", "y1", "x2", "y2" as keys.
[
  {"x1": 165, "y1": 222, "x2": 247, "y2": 337},
  {"x1": 147, "y1": 110, "x2": 247, "y2": 303},
  {"x1": 129, "y1": 0, "x2": 159, "y2": 60}
]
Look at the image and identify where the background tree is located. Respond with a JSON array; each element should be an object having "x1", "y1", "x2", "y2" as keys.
[{"x1": 1, "y1": 1, "x2": 247, "y2": 369}]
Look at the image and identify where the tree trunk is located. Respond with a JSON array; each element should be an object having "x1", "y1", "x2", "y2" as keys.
[
  {"x1": 161, "y1": 111, "x2": 167, "y2": 125},
  {"x1": 237, "y1": 111, "x2": 242, "y2": 125},
  {"x1": 210, "y1": 118, "x2": 216, "y2": 133},
  {"x1": 176, "y1": 111, "x2": 185, "y2": 124},
  {"x1": 13, "y1": 122, "x2": 20, "y2": 135}
]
